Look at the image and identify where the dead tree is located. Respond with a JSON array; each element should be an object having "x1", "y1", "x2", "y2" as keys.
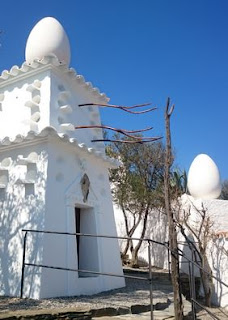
[
  {"x1": 77, "y1": 99, "x2": 184, "y2": 318},
  {"x1": 164, "y1": 98, "x2": 184, "y2": 319},
  {"x1": 177, "y1": 202, "x2": 214, "y2": 307}
]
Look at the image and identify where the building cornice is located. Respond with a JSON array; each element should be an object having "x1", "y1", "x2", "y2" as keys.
[
  {"x1": 0, "y1": 127, "x2": 118, "y2": 168},
  {"x1": 0, "y1": 55, "x2": 109, "y2": 103}
]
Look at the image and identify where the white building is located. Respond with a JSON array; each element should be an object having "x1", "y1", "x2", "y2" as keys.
[{"x1": 0, "y1": 17, "x2": 124, "y2": 299}]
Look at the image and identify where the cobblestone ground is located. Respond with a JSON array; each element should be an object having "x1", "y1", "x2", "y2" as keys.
[{"x1": 0, "y1": 268, "x2": 227, "y2": 319}]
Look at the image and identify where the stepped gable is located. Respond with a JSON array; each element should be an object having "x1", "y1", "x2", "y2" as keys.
[{"x1": 0, "y1": 55, "x2": 109, "y2": 103}]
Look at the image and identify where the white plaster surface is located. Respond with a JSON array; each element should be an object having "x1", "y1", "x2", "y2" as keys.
[
  {"x1": 179, "y1": 195, "x2": 228, "y2": 309},
  {"x1": 0, "y1": 123, "x2": 124, "y2": 300},
  {"x1": 113, "y1": 194, "x2": 228, "y2": 309},
  {"x1": 25, "y1": 17, "x2": 71, "y2": 66},
  {"x1": 0, "y1": 46, "x2": 124, "y2": 298},
  {"x1": 0, "y1": 144, "x2": 48, "y2": 298},
  {"x1": 113, "y1": 203, "x2": 169, "y2": 269}
]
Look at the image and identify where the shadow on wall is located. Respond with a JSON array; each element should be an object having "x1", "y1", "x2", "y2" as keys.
[
  {"x1": 210, "y1": 237, "x2": 228, "y2": 308},
  {"x1": 139, "y1": 210, "x2": 168, "y2": 269},
  {"x1": 0, "y1": 150, "x2": 47, "y2": 297},
  {"x1": 178, "y1": 234, "x2": 200, "y2": 276}
]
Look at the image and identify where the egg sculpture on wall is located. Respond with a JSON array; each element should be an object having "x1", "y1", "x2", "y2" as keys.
[
  {"x1": 187, "y1": 154, "x2": 222, "y2": 200},
  {"x1": 25, "y1": 17, "x2": 71, "y2": 66}
]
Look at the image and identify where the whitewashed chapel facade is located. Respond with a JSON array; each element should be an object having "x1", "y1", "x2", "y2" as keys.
[{"x1": 0, "y1": 17, "x2": 124, "y2": 299}]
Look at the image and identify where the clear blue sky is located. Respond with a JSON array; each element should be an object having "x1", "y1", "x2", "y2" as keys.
[{"x1": 0, "y1": 0, "x2": 227, "y2": 180}]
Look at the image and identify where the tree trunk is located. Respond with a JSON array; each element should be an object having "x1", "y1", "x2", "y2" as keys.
[
  {"x1": 178, "y1": 222, "x2": 213, "y2": 307},
  {"x1": 200, "y1": 249, "x2": 213, "y2": 307},
  {"x1": 130, "y1": 206, "x2": 150, "y2": 267},
  {"x1": 121, "y1": 206, "x2": 142, "y2": 260},
  {"x1": 164, "y1": 99, "x2": 183, "y2": 319}
]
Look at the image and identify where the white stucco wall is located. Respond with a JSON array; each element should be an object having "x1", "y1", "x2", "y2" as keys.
[
  {"x1": 37, "y1": 139, "x2": 124, "y2": 298},
  {"x1": 113, "y1": 195, "x2": 228, "y2": 309},
  {"x1": 0, "y1": 58, "x2": 124, "y2": 299},
  {"x1": 0, "y1": 143, "x2": 48, "y2": 298},
  {"x1": 113, "y1": 203, "x2": 169, "y2": 269}
]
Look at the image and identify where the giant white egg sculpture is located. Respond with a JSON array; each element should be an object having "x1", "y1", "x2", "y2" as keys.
[
  {"x1": 187, "y1": 154, "x2": 222, "y2": 200},
  {"x1": 25, "y1": 17, "x2": 71, "y2": 66}
]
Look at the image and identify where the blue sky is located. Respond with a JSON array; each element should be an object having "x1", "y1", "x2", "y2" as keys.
[{"x1": 0, "y1": 0, "x2": 227, "y2": 180}]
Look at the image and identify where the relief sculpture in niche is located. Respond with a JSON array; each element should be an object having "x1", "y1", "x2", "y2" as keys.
[{"x1": 80, "y1": 173, "x2": 90, "y2": 202}]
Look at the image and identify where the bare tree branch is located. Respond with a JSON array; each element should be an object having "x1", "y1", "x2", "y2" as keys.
[
  {"x1": 75, "y1": 125, "x2": 156, "y2": 139},
  {"x1": 78, "y1": 102, "x2": 157, "y2": 114},
  {"x1": 91, "y1": 137, "x2": 162, "y2": 144}
]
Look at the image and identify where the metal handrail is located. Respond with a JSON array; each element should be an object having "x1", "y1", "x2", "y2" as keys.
[
  {"x1": 21, "y1": 229, "x2": 228, "y2": 287},
  {"x1": 20, "y1": 229, "x2": 228, "y2": 320},
  {"x1": 21, "y1": 229, "x2": 155, "y2": 319},
  {"x1": 191, "y1": 299, "x2": 221, "y2": 320}
]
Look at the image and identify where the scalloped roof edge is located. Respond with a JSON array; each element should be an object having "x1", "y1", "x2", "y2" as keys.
[
  {"x1": 0, "y1": 126, "x2": 118, "y2": 168},
  {"x1": 0, "y1": 55, "x2": 109, "y2": 102}
]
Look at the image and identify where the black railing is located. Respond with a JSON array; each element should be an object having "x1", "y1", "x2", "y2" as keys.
[{"x1": 21, "y1": 229, "x2": 228, "y2": 320}]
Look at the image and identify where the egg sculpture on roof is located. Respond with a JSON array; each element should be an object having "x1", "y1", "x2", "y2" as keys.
[
  {"x1": 187, "y1": 154, "x2": 222, "y2": 200},
  {"x1": 25, "y1": 17, "x2": 71, "y2": 66}
]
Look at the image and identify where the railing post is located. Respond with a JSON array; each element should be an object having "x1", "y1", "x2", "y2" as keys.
[
  {"x1": 167, "y1": 241, "x2": 171, "y2": 280},
  {"x1": 188, "y1": 260, "x2": 196, "y2": 319},
  {"x1": 148, "y1": 240, "x2": 154, "y2": 320},
  {"x1": 190, "y1": 248, "x2": 196, "y2": 320},
  {"x1": 20, "y1": 231, "x2": 28, "y2": 299}
]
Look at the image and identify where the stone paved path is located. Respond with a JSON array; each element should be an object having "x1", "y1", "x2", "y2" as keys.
[{"x1": 1, "y1": 268, "x2": 228, "y2": 319}]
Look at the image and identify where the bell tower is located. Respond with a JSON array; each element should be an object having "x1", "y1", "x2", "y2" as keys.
[{"x1": 0, "y1": 17, "x2": 124, "y2": 299}]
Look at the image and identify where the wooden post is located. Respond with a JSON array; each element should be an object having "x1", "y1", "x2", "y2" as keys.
[{"x1": 164, "y1": 98, "x2": 184, "y2": 319}]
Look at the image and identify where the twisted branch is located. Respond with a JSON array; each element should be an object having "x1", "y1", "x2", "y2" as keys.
[
  {"x1": 91, "y1": 137, "x2": 161, "y2": 144},
  {"x1": 75, "y1": 125, "x2": 154, "y2": 140},
  {"x1": 78, "y1": 102, "x2": 156, "y2": 114},
  {"x1": 75, "y1": 124, "x2": 161, "y2": 143}
]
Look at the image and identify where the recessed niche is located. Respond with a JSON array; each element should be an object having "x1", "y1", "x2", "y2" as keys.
[
  {"x1": 25, "y1": 100, "x2": 39, "y2": 109},
  {"x1": 26, "y1": 163, "x2": 37, "y2": 180},
  {"x1": 58, "y1": 91, "x2": 70, "y2": 100},
  {"x1": 30, "y1": 88, "x2": 40, "y2": 97},
  {"x1": 28, "y1": 152, "x2": 38, "y2": 162},
  {"x1": 57, "y1": 99, "x2": 65, "y2": 107},
  {"x1": 25, "y1": 183, "x2": 35, "y2": 196},
  {"x1": 58, "y1": 116, "x2": 64, "y2": 125},
  {"x1": 31, "y1": 112, "x2": 40, "y2": 123},
  {"x1": 17, "y1": 153, "x2": 38, "y2": 165},
  {"x1": 56, "y1": 173, "x2": 64, "y2": 182},
  {"x1": 27, "y1": 80, "x2": 41, "y2": 92},
  {"x1": 1, "y1": 158, "x2": 11, "y2": 167},
  {"x1": 0, "y1": 169, "x2": 9, "y2": 185},
  {"x1": 32, "y1": 95, "x2": 41, "y2": 104},
  {"x1": 59, "y1": 123, "x2": 74, "y2": 131},
  {"x1": 59, "y1": 105, "x2": 72, "y2": 114},
  {"x1": 0, "y1": 93, "x2": 5, "y2": 102},
  {"x1": 0, "y1": 189, "x2": 5, "y2": 200},
  {"x1": 58, "y1": 84, "x2": 65, "y2": 91},
  {"x1": 0, "y1": 94, "x2": 4, "y2": 113},
  {"x1": 29, "y1": 120, "x2": 38, "y2": 131},
  {"x1": 33, "y1": 80, "x2": 41, "y2": 89}
]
